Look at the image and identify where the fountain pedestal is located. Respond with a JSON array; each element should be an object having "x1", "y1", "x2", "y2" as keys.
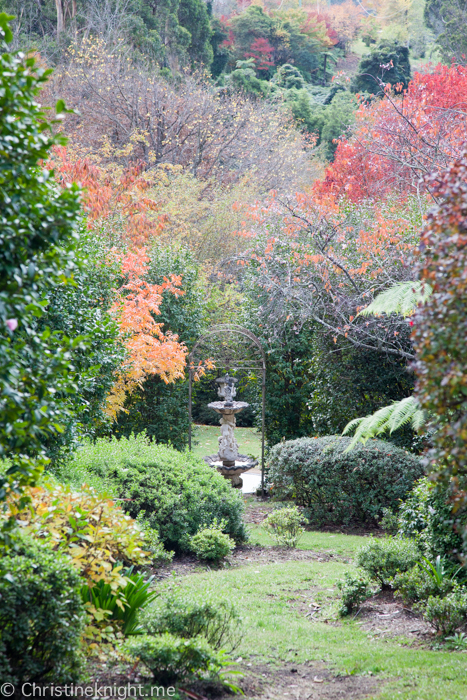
[{"x1": 204, "y1": 375, "x2": 257, "y2": 488}]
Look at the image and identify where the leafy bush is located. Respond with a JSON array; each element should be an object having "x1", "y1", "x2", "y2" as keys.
[
  {"x1": 81, "y1": 570, "x2": 158, "y2": 636},
  {"x1": 0, "y1": 536, "x2": 85, "y2": 684},
  {"x1": 356, "y1": 537, "x2": 420, "y2": 586},
  {"x1": 415, "y1": 588, "x2": 467, "y2": 636},
  {"x1": 267, "y1": 436, "x2": 423, "y2": 526},
  {"x1": 190, "y1": 522, "x2": 236, "y2": 562},
  {"x1": 0, "y1": 14, "x2": 81, "y2": 539},
  {"x1": 398, "y1": 477, "x2": 465, "y2": 561},
  {"x1": 125, "y1": 633, "x2": 218, "y2": 684},
  {"x1": 392, "y1": 563, "x2": 455, "y2": 605},
  {"x1": 262, "y1": 506, "x2": 305, "y2": 548},
  {"x1": 337, "y1": 572, "x2": 376, "y2": 617},
  {"x1": 7, "y1": 480, "x2": 151, "y2": 587},
  {"x1": 65, "y1": 434, "x2": 246, "y2": 550},
  {"x1": 144, "y1": 592, "x2": 242, "y2": 652}
]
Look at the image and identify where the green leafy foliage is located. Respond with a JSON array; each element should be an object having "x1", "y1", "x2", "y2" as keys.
[
  {"x1": 114, "y1": 245, "x2": 206, "y2": 450},
  {"x1": 425, "y1": 0, "x2": 467, "y2": 64},
  {"x1": 356, "y1": 536, "x2": 420, "y2": 587},
  {"x1": 0, "y1": 536, "x2": 85, "y2": 684},
  {"x1": 190, "y1": 522, "x2": 236, "y2": 562},
  {"x1": 81, "y1": 570, "x2": 158, "y2": 636},
  {"x1": 65, "y1": 433, "x2": 247, "y2": 551},
  {"x1": 337, "y1": 572, "x2": 376, "y2": 617},
  {"x1": 0, "y1": 15, "x2": 83, "y2": 542},
  {"x1": 308, "y1": 334, "x2": 415, "y2": 450},
  {"x1": 267, "y1": 436, "x2": 424, "y2": 526},
  {"x1": 391, "y1": 564, "x2": 445, "y2": 605},
  {"x1": 415, "y1": 588, "x2": 467, "y2": 636},
  {"x1": 144, "y1": 592, "x2": 242, "y2": 652},
  {"x1": 398, "y1": 477, "x2": 466, "y2": 561},
  {"x1": 413, "y1": 156, "x2": 467, "y2": 527},
  {"x1": 262, "y1": 506, "x2": 306, "y2": 548},
  {"x1": 343, "y1": 396, "x2": 426, "y2": 450},
  {"x1": 359, "y1": 281, "x2": 433, "y2": 319},
  {"x1": 352, "y1": 42, "x2": 411, "y2": 95},
  {"x1": 124, "y1": 632, "x2": 218, "y2": 684}
]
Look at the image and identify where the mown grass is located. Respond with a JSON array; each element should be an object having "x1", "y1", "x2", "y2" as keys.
[
  {"x1": 164, "y1": 530, "x2": 467, "y2": 699},
  {"x1": 190, "y1": 425, "x2": 262, "y2": 461}
]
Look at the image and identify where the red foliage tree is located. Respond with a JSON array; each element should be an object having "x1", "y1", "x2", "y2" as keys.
[
  {"x1": 315, "y1": 64, "x2": 467, "y2": 203},
  {"x1": 244, "y1": 37, "x2": 275, "y2": 71}
]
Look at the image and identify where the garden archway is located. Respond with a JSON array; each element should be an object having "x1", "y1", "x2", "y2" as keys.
[{"x1": 188, "y1": 324, "x2": 267, "y2": 492}]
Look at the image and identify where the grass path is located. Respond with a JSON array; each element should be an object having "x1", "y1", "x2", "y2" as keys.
[
  {"x1": 190, "y1": 424, "x2": 262, "y2": 461},
  {"x1": 162, "y1": 512, "x2": 467, "y2": 700}
]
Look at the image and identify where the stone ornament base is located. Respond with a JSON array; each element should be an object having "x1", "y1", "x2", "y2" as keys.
[{"x1": 204, "y1": 454, "x2": 258, "y2": 488}]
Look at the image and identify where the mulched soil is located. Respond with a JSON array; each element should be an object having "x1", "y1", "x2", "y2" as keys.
[
  {"x1": 355, "y1": 589, "x2": 434, "y2": 646},
  {"x1": 154, "y1": 544, "x2": 339, "y2": 580}
]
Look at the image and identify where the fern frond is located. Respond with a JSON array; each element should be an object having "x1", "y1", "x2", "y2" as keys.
[
  {"x1": 343, "y1": 396, "x2": 427, "y2": 451},
  {"x1": 359, "y1": 281, "x2": 433, "y2": 318}
]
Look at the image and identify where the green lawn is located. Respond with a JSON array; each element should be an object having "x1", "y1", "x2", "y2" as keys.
[
  {"x1": 163, "y1": 529, "x2": 467, "y2": 699},
  {"x1": 190, "y1": 424, "x2": 262, "y2": 461}
]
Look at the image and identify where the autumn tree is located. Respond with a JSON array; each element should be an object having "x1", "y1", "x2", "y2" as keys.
[{"x1": 316, "y1": 64, "x2": 467, "y2": 202}]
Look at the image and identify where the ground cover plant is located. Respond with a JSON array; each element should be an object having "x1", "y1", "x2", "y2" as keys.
[{"x1": 267, "y1": 436, "x2": 424, "y2": 526}]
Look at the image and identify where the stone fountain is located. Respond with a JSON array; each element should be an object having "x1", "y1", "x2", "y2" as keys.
[{"x1": 204, "y1": 374, "x2": 257, "y2": 488}]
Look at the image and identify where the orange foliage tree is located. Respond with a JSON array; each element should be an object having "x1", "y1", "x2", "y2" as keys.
[
  {"x1": 239, "y1": 190, "x2": 420, "y2": 359},
  {"x1": 105, "y1": 248, "x2": 187, "y2": 420},
  {"x1": 315, "y1": 64, "x2": 467, "y2": 203}
]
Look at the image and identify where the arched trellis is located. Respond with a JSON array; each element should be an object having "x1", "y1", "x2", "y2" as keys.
[{"x1": 188, "y1": 324, "x2": 267, "y2": 493}]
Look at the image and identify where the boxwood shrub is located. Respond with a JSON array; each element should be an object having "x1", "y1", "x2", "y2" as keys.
[
  {"x1": 0, "y1": 536, "x2": 85, "y2": 684},
  {"x1": 65, "y1": 434, "x2": 246, "y2": 551},
  {"x1": 267, "y1": 436, "x2": 424, "y2": 526}
]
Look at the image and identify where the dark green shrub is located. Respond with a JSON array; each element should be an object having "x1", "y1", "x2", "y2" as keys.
[
  {"x1": 0, "y1": 537, "x2": 85, "y2": 684},
  {"x1": 356, "y1": 537, "x2": 420, "y2": 586},
  {"x1": 125, "y1": 633, "x2": 217, "y2": 684},
  {"x1": 352, "y1": 42, "x2": 411, "y2": 95},
  {"x1": 144, "y1": 593, "x2": 242, "y2": 652},
  {"x1": 262, "y1": 506, "x2": 305, "y2": 548},
  {"x1": 190, "y1": 522, "x2": 236, "y2": 562},
  {"x1": 398, "y1": 477, "x2": 465, "y2": 561},
  {"x1": 267, "y1": 436, "x2": 424, "y2": 526},
  {"x1": 337, "y1": 572, "x2": 376, "y2": 617},
  {"x1": 66, "y1": 434, "x2": 246, "y2": 551},
  {"x1": 415, "y1": 588, "x2": 467, "y2": 636}
]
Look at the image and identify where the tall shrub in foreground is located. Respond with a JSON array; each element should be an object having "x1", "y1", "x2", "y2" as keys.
[
  {"x1": 0, "y1": 14, "x2": 81, "y2": 542},
  {"x1": 414, "y1": 154, "x2": 467, "y2": 551}
]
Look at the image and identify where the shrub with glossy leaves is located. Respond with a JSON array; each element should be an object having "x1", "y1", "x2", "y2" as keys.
[
  {"x1": 190, "y1": 522, "x2": 236, "y2": 562},
  {"x1": 415, "y1": 588, "x2": 467, "y2": 636},
  {"x1": 267, "y1": 436, "x2": 423, "y2": 526},
  {"x1": 0, "y1": 14, "x2": 82, "y2": 540},
  {"x1": 262, "y1": 506, "x2": 305, "y2": 548},
  {"x1": 397, "y1": 477, "x2": 465, "y2": 561},
  {"x1": 356, "y1": 536, "x2": 420, "y2": 587},
  {"x1": 0, "y1": 536, "x2": 85, "y2": 684},
  {"x1": 65, "y1": 434, "x2": 246, "y2": 551}
]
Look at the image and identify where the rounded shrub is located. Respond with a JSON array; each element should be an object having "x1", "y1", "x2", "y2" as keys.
[
  {"x1": 263, "y1": 506, "x2": 306, "y2": 548},
  {"x1": 356, "y1": 536, "x2": 420, "y2": 586},
  {"x1": 66, "y1": 434, "x2": 247, "y2": 551},
  {"x1": 0, "y1": 536, "x2": 85, "y2": 684},
  {"x1": 267, "y1": 435, "x2": 424, "y2": 526},
  {"x1": 189, "y1": 523, "x2": 236, "y2": 562}
]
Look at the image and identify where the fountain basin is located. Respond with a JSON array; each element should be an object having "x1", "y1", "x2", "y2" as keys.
[{"x1": 204, "y1": 454, "x2": 258, "y2": 488}]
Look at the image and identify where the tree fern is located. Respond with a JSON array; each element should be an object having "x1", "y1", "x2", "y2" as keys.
[
  {"x1": 359, "y1": 281, "x2": 432, "y2": 318},
  {"x1": 343, "y1": 396, "x2": 426, "y2": 450}
]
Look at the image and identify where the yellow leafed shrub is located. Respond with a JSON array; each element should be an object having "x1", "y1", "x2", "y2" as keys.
[{"x1": 7, "y1": 481, "x2": 150, "y2": 589}]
